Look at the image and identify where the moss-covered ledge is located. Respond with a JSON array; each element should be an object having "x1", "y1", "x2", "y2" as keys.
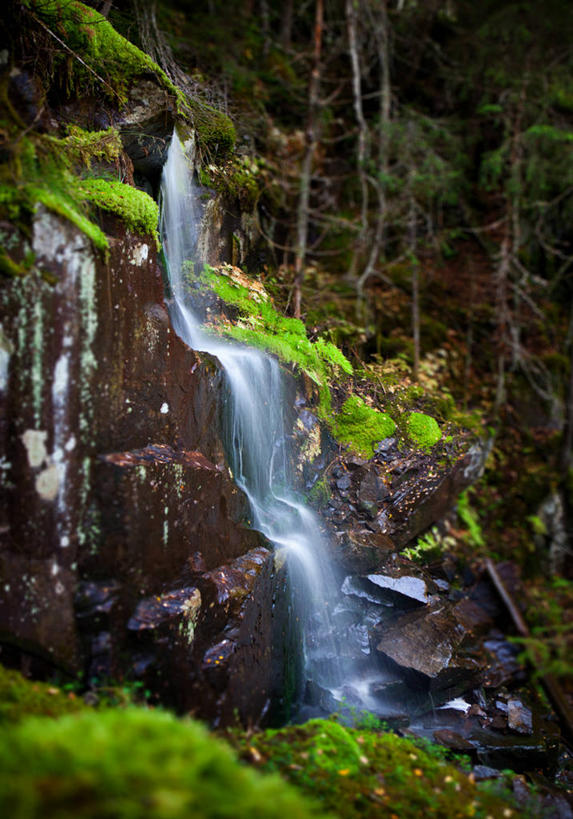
[{"x1": 193, "y1": 264, "x2": 457, "y2": 460}]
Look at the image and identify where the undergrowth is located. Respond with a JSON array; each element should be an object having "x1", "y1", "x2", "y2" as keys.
[
  {"x1": 226, "y1": 717, "x2": 520, "y2": 818},
  {"x1": 0, "y1": 708, "x2": 327, "y2": 819}
]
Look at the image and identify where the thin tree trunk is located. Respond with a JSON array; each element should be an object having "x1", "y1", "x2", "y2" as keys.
[
  {"x1": 357, "y1": 0, "x2": 390, "y2": 303},
  {"x1": 293, "y1": 0, "x2": 323, "y2": 319},
  {"x1": 260, "y1": 0, "x2": 271, "y2": 57},
  {"x1": 345, "y1": 0, "x2": 369, "y2": 280},
  {"x1": 280, "y1": 0, "x2": 294, "y2": 48}
]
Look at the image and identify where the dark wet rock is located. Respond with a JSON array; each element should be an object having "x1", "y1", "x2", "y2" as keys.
[
  {"x1": 336, "y1": 528, "x2": 395, "y2": 573},
  {"x1": 375, "y1": 437, "x2": 396, "y2": 455},
  {"x1": 127, "y1": 587, "x2": 201, "y2": 631},
  {"x1": 434, "y1": 578, "x2": 450, "y2": 592},
  {"x1": 94, "y1": 445, "x2": 265, "y2": 591},
  {"x1": 374, "y1": 600, "x2": 484, "y2": 696},
  {"x1": 471, "y1": 728, "x2": 560, "y2": 773},
  {"x1": 482, "y1": 635, "x2": 525, "y2": 688},
  {"x1": 355, "y1": 466, "x2": 389, "y2": 518},
  {"x1": 114, "y1": 80, "x2": 176, "y2": 187},
  {"x1": 376, "y1": 442, "x2": 489, "y2": 548},
  {"x1": 0, "y1": 211, "x2": 292, "y2": 726},
  {"x1": 471, "y1": 764, "x2": 503, "y2": 781},
  {"x1": 507, "y1": 698, "x2": 533, "y2": 735},
  {"x1": 336, "y1": 474, "x2": 351, "y2": 491},
  {"x1": 433, "y1": 729, "x2": 475, "y2": 753},
  {"x1": 452, "y1": 598, "x2": 493, "y2": 637},
  {"x1": 75, "y1": 581, "x2": 122, "y2": 620},
  {"x1": 126, "y1": 546, "x2": 294, "y2": 725}
]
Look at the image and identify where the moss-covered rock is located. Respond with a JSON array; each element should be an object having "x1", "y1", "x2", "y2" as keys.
[
  {"x1": 0, "y1": 708, "x2": 328, "y2": 819},
  {"x1": 228, "y1": 717, "x2": 520, "y2": 819},
  {"x1": 406, "y1": 411, "x2": 442, "y2": 449},
  {"x1": 78, "y1": 177, "x2": 160, "y2": 248},
  {"x1": 200, "y1": 265, "x2": 352, "y2": 410},
  {"x1": 0, "y1": 129, "x2": 159, "y2": 257},
  {"x1": 332, "y1": 395, "x2": 395, "y2": 458},
  {"x1": 0, "y1": 666, "x2": 86, "y2": 725},
  {"x1": 23, "y1": 0, "x2": 182, "y2": 105}
]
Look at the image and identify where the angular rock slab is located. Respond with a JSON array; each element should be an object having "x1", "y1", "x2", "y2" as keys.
[
  {"x1": 374, "y1": 599, "x2": 483, "y2": 696},
  {"x1": 127, "y1": 546, "x2": 295, "y2": 727}
]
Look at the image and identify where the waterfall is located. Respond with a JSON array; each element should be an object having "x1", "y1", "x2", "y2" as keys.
[{"x1": 160, "y1": 130, "x2": 348, "y2": 702}]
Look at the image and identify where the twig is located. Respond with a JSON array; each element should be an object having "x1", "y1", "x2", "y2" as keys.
[{"x1": 486, "y1": 558, "x2": 573, "y2": 748}]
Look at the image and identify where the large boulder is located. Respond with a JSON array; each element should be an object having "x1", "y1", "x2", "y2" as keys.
[{"x1": 0, "y1": 210, "x2": 289, "y2": 724}]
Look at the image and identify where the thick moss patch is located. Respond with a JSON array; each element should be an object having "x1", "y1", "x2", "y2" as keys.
[
  {"x1": 406, "y1": 411, "x2": 442, "y2": 449},
  {"x1": 227, "y1": 717, "x2": 518, "y2": 819},
  {"x1": 201, "y1": 265, "x2": 352, "y2": 409},
  {"x1": 0, "y1": 709, "x2": 327, "y2": 819},
  {"x1": 79, "y1": 178, "x2": 159, "y2": 247},
  {"x1": 23, "y1": 0, "x2": 181, "y2": 104},
  {"x1": 332, "y1": 395, "x2": 395, "y2": 458},
  {"x1": 0, "y1": 129, "x2": 158, "y2": 257},
  {"x1": 0, "y1": 666, "x2": 86, "y2": 726}
]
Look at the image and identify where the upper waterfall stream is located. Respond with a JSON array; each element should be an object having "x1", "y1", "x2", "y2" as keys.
[{"x1": 160, "y1": 130, "x2": 355, "y2": 706}]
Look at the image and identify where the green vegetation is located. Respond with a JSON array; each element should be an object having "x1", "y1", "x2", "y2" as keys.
[
  {"x1": 331, "y1": 395, "x2": 395, "y2": 458},
  {"x1": 200, "y1": 265, "x2": 352, "y2": 413},
  {"x1": 23, "y1": 0, "x2": 181, "y2": 104},
  {"x1": 227, "y1": 717, "x2": 518, "y2": 818},
  {"x1": 0, "y1": 708, "x2": 327, "y2": 819},
  {"x1": 457, "y1": 490, "x2": 486, "y2": 550},
  {"x1": 307, "y1": 476, "x2": 331, "y2": 508},
  {"x1": 406, "y1": 412, "x2": 442, "y2": 450},
  {"x1": 402, "y1": 525, "x2": 456, "y2": 563},
  {"x1": 79, "y1": 178, "x2": 160, "y2": 248},
  {"x1": 0, "y1": 666, "x2": 86, "y2": 726},
  {"x1": 0, "y1": 127, "x2": 159, "y2": 258},
  {"x1": 512, "y1": 577, "x2": 573, "y2": 681}
]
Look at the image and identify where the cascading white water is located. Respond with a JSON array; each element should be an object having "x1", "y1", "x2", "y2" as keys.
[{"x1": 160, "y1": 130, "x2": 347, "y2": 697}]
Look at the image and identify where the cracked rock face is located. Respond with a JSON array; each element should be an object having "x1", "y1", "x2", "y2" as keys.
[{"x1": 0, "y1": 213, "x2": 291, "y2": 725}]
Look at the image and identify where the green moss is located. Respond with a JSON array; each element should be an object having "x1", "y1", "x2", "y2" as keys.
[
  {"x1": 406, "y1": 411, "x2": 442, "y2": 449},
  {"x1": 57, "y1": 126, "x2": 123, "y2": 167},
  {"x1": 0, "y1": 709, "x2": 327, "y2": 819},
  {"x1": 202, "y1": 154, "x2": 261, "y2": 202},
  {"x1": 24, "y1": 0, "x2": 182, "y2": 105},
  {"x1": 200, "y1": 266, "x2": 352, "y2": 416},
  {"x1": 0, "y1": 129, "x2": 158, "y2": 253},
  {"x1": 307, "y1": 476, "x2": 331, "y2": 508},
  {"x1": 0, "y1": 666, "x2": 86, "y2": 725},
  {"x1": 30, "y1": 183, "x2": 109, "y2": 250},
  {"x1": 331, "y1": 395, "x2": 395, "y2": 458},
  {"x1": 78, "y1": 178, "x2": 160, "y2": 247},
  {"x1": 227, "y1": 717, "x2": 518, "y2": 819}
]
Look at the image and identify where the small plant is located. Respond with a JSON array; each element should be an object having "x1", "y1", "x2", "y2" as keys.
[
  {"x1": 457, "y1": 490, "x2": 485, "y2": 549},
  {"x1": 402, "y1": 526, "x2": 455, "y2": 563}
]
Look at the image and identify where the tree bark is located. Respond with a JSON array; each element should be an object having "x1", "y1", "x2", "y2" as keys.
[
  {"x1": 345, "y1": 0, "x2": 369, "y2": 280},
  {"x1": 357, "y1": 0, "x2": 391, "y2": 302},
  {"x1": 293, "y1": 0, "x2": 323, "y2": 319}
]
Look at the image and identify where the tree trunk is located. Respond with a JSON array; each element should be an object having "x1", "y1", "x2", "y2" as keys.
[
  {"x1": 357, "y1": 0, "x2": 390, "y2": 303},
  {"x1": 345, "y1": 0, "x2": 369, "y2": 280},
  {"x1": 280, "y1": 0, "x2": 294, "y2": 48},
  {"x1": 293, "y1": 0, "x2": 323, "y2": 319}
]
